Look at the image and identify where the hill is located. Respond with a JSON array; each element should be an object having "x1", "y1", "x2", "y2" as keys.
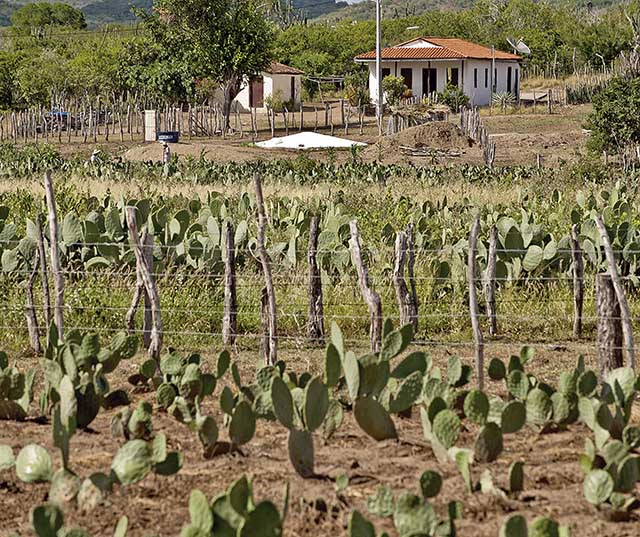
[
  {"x1": 315, "y1": 0, "x2": 626, "y2": 22},
  {"x1": 0, "y1": 0, "x2": 627, "y2": 28},
  {"x1": 0, "y1": 0, "x2": 347, "y2": 27}
]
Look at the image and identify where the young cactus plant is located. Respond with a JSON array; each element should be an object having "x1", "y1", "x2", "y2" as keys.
[
  {"x1": 153, "y1": 350, "x2": 226, "y2": 421},
  {"x1": 327, "y1": 320, "x2": 426, "y2": 442},
  {"x1": 271, "y1": 371, "x2": 329, "y2": 478},
  {"x1": 0, "y1": 350, "x2": 35, "y2": 420},
  {"x1": 499, "y1": 513, "x2": 570, "y2": 537},
  {"x1": 30, "y1": 503, "x2": 129, "y2": 537},
  {"x1": 180, "y1": 476, "x2": 285, "y2": 537},
  {"x1": 41, "y1": 329, "x2": 138, "y2": 429}
]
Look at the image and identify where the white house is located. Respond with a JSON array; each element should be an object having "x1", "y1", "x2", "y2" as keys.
[
  {"x1": 234, "y1": 62, "x2": 304, "y2": 111},
  {"x1": 355, "y1": 37, "x2": 522, "y2": 107}
]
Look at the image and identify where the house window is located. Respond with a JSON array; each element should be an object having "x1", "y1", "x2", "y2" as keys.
[
  {"x1": 474, "y1": 68, "x2": 478, "y2": 89},
  {"x1": 382, "y1": 67, "x2": 391, "y2": 80},
  {"x1": 447, "y1": 68, "x2": 459, "y2": 87},
  {"x1": 484, "y1": 68, "x2": 488, "y2": 88},
  {"x1": 400, "y1": 68, "x2": 413, "y2": 92},
  {"x1": 507, "y1": 66, "x2": 512, "y2": 93},
  {"x1": 290, "y1": 76, "x2": 296, "y2": 102},
  {"x1": 494, "y1": 68, "x2": 498, "y2": 91}
]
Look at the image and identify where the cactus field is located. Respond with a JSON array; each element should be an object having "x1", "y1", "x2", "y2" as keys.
[{"x1": 1, "y1": 147, "x2": 640, "y2": 536}]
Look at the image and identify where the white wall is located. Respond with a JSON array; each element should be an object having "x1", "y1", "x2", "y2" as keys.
[
  {"x1": 228, "y1": 73, "x2": 301, "y2": 112},
  {"x1": 364, "y1": 59, "x2": 520, "y2": 107}
]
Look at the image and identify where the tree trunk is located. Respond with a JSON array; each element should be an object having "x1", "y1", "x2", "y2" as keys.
[{"x1": 222, "y1": 75, "x2": 241, "y2": 133}]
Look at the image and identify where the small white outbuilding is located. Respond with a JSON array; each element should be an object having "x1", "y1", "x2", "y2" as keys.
[{"x1": 234, "y1": 62, "x2": 304, "y2": 112}]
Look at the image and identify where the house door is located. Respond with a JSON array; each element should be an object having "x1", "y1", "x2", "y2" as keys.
[
  {"x1": 422, "y1": 68, "x2": 437, "y2": 95},
  {"x1": 249, "y1": 77, "x2": 264, "y2": 108},
  {"x1": 507, "y1": 66, "x2": 512, "y2": 93},
  {"x1": 400, "y1": 68, "x2": 413, "y2": 93},
  {"x1": 290, "y1": 76, "x2": 296, "y2": 102}
]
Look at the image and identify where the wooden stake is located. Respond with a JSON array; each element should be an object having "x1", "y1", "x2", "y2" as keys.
[
  {"x1": 44, "y1": 171, "x2": 64, "y2": 341},
  {"x1": 570, "y1": 224, "x2": 584, "y2": 338},
  {"x1": 349, "y1": 220, "x2": 382, "y2": 353},
  {"x1": 25, "y1": 250, "x2": 42, "y2": 354},
  {"x1": 393, "y1": 226, "x2": 418, "y2": 330},
  {"x1": 596, "y1": 274, "x2": 623, "y2": 378},
  {"x1": 254, "y1": 174, "x2": 277, "y2": 364},
  {"x1": 483, "y1": 225, "x2": 498, "y2": 336},
  {"x1": 222, "y1": 220, "x2": 237, "y2": 346},
  {"x1": 35, "y1": 214, "x2": 51, "y2": 329},
  {"x1": 595, "y1": 214, "x2": 635, "y2": 368},
  {"x1": 468, "y1": 214, "x2": 484, "y2": 390},
  {"x1": 307, "y1": 215, "x2": 324, "y2": 343},
  {"x1": 125, "y1": 207, "x2": 163, "y2": 361},
  {"x1": 125, "y1": 231, "x2": 153, "y2": 348}
]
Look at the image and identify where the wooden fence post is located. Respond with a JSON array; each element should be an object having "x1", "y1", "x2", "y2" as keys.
[
  {"x1": 595, "y1": 214, "x2": 635, "y2": 368},
  {"x1": 393, "y1": 226, "x2": 418, "y2": 330},
  {"x1": 349, "y1": 220, "x2": 382, "y2": 353},
  {"x1": 125, "y1": 231, "x2": 153, "y2": 349},
  {"x1": 468, "y1": 214, "x2": 484, "y2": 390},
  {"x1": 44, "y1": 171, "x2": 64, "y2": 341},
  {"x1": 596, "y1": 274, "x2": 623, "y2": 378},
  {"x1": 125, "y1": 207, "x2": 163, "y2": 361},
  {"x1": 307, "y1": 215, "x2": 324, "y2": 343},
  {"x1": 483, "y1": 225, "x2": 498, "y2": 336},
  {"x1": 570, "y1": 224, "x2": 584, "y2": 338},
  {"x1": 299, "y1": 102, "x2": 304, "y2": 132},
  {"x1": 25, "y1": 250, "x2": 41, "y2": 354},
  {"x1": 222, "y1": 220, "x2": 237, "y2": 346},
  {"x1": 254, "y1": 175, "x2": 278, "y2": 365},
  {"x1": 35, "y1": 214, "x2": 51, "y2": 329}
]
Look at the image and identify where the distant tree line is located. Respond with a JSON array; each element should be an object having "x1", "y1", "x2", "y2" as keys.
[{"x1": 0, "y1": 0, "x2": 639, "y2": 109}]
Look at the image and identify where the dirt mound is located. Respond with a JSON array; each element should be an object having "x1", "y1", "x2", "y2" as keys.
[
  {"x1": 361, "y1": 121, "x2": 474, "y2": 164},
  {"x1": 393, "y1": 121, "x2": 472, "y2": 150}
]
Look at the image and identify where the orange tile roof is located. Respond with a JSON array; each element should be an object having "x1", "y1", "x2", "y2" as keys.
[
  {"x1": 266, "y1": 62, "x2": 304, "y2": 75},
  {"x1": 355, "y1": 37, "x2": 520, "y2": 61},
  {"x1": 356, "y1": 47, "x2": 465, "y2": 60}
]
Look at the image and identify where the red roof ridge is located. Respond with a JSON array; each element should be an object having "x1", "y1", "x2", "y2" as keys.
[{"x1": 355, "y1": 37, "x2": 520, "y2": 61}]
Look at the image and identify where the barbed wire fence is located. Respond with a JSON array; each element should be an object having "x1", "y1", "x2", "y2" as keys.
[{"x1": 2, "y1": 175, "x2": 637, "y2": 381}]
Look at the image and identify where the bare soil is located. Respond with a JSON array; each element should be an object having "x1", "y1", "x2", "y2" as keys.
[{"x1": 1, "y1": 342, "x2": 638, "y2": 537}]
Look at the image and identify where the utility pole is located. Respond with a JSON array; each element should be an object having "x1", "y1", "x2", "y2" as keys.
[
  {"x1": 376, "y1": 0, "x2": 383, "y2": 135},
  {"x1": 490, "y1": 45, "x2": 495, "y2": 115}
]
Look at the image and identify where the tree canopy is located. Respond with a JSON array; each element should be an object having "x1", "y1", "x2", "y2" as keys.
[
  {"x1": 10, "y1": 3, "x2": 86, "y2": 32},
  {"x1": 587, "y1": 76, "x2": 640, "y2": 155},
  {"x1": 140, "y1": 0, "x2": 274, "y2": 127}
]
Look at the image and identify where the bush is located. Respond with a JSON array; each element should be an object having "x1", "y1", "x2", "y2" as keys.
[
  {"x1": 344, "y1": 70, "x2": 369, "y2": 108},
  {"x1": 587, "y1": 76, "x2": 640, "y2": 154},
  {"x1": 382, "y1": 75, "x2": 406, "y2": 106},
  {"x1": 438, "y1": 84, "x2": 469, "y2": 113}
]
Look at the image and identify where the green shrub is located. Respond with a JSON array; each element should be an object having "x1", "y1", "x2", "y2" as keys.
[
  {"x1": 587, "y1": 76, "x2": 640, "y2": 155},
  {"x1": 438, "y1": 84, "x2": 469, "y2": 113},
  {"x1": 382, "y1": 75, "x2": 407, "y2": 106}
]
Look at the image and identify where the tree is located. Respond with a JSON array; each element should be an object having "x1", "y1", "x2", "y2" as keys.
[
  {"x1": 344, "y1": 70, "x2": 369, "y2": 107},
  {"x1": 587, "y1": 76, "x2": 640, "y2": 156},
  {"x1": 11, "y1": 3, "x2": 87, "y2": 34},
  {"x1": 0, "y1": 52, "x2": 16, "y2": 108},
  {"x1": 141, "y1": 0, "x2": 274, "y2": 130}
]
